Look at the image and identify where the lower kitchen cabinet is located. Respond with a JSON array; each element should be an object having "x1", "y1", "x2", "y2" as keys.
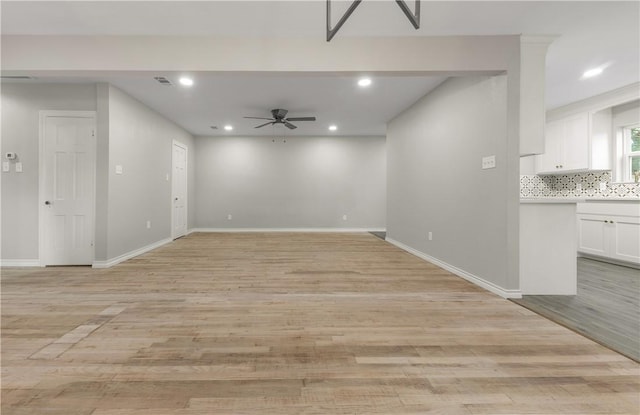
[{"x1": 577, "y1": 202, "x2": 640, "y2": 265}]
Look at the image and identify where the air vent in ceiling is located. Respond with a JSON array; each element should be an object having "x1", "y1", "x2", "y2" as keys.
[
  {"x1": 210, "y1": 126, "x2": 218, "y2": 130},
  {"x1": 153, "y1": 76, "x2": 173, "y2": 86},
  {"x1": 1, "y1": 76, "x2": 36, "y2": 80}
]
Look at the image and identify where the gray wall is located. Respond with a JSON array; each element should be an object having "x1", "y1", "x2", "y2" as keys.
[
  {"x1": 100, "y1": 85, "x2": 195, "y2": 260},
  {"x1": 194, "y1": 135, "x2": 386, "y2": 229},
  {"x1": 1, "y1": 83, "x2": 97, "y2": 260},
  {"x1": 0, "y1": 83, "x2": 196, "y2": 262},
  {"x1": 386, "y1": 76, "x2": 513, "y2": 290}
]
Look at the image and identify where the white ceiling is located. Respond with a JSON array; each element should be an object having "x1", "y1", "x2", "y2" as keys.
[
  {"x1": 33, "y1": 72, "x2": 447, "y2": 137},
  {"x1": 2, "y1": 1, "x2": 638, "y2": 136}
]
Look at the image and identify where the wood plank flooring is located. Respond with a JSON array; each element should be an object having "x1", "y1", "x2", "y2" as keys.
[
  {"x1": 2, "y1": 233, "x2": 639, "y2": 414},
  {"x1": 513, "y1": 257, "x2": 640, "y2": 362}
]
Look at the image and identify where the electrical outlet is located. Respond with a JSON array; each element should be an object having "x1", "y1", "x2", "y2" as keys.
[
  {"x1": 146, "y1": 221, "x2": 151, "y2": 229},
  {"x1": 115, "y1": 165, "x2": 123, "y2": 175},
  {"x1": 227, "y1": 214, "x2": 232, "y2": 220},
  {"x1": 165, "y1": 173, "x2": 169, "y2": 181},
  {"x1": 15, "y1": 162, "x2": 23, "y2": 173},
  {"x1": 576, "y1": 183, "x2": 582, "y2": 192},
  {"x1": 342, "y1": 214, "x2": 348, "y2": 221},
  {"x1": 428, "y1": 232, "x2": 433, "y2": 241},
  {"x1": 599, "y1": 182, "x2": 607, "y2": 191},
  {"x1": 2, "y1": 161, "x2": 9, "y2": 172},
  {"x1": 481, "y1": 155, "x2": 496, "y2": 170}
]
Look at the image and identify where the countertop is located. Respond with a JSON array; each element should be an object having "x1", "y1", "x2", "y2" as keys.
[
  {"x1": 520, "y1": 198, "x2": 585, "y2": 204},
  {"x1": 521, "y1": 198, "x2": 639, "y2": 204}
]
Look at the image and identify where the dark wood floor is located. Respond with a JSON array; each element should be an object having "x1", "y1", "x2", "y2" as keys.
[
  {"x1": 2, "y1": 234, "x2": 638, "y2": 414},
  {"x1": 513, "y1": 257, "x2": 640, "y2": 362}
]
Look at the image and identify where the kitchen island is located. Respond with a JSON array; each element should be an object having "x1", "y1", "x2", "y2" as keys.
[{"x1": 520, "y1": 199, "x2": 584, "y2": 295}]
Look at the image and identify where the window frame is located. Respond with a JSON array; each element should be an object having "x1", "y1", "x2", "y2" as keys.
[{"x1": 621, "y1": 124, "x2": 640, "y2": 182}]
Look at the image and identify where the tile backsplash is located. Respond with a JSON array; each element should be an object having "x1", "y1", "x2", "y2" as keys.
[{"x1": 520, "y1": 171, "x2": 640, "y2": 199}]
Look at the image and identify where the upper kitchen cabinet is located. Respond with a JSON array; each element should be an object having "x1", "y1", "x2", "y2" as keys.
[{"x1": 535, "y1": 109, "x2": 611, "y2": 175}]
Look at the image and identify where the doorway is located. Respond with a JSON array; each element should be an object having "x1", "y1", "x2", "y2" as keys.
[
  {"x1": 171, "y1": 140, "x2": 188, "y2": 239},
  {"x1": 39, "y1": 111, "x2": 97, "y2": 266}
]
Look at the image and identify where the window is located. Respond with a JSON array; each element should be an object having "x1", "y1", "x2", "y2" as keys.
[{"x1": 622, "y1": 125, "x2": 640, "y2": 182}]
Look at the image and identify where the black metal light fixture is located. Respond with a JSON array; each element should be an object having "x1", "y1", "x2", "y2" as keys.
[{"x1": 326, "y1": 0, "x2": 420, "y2": 42}]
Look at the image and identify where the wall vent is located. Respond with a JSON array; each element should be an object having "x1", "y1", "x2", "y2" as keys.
[
  {"x1": 210, "y1": 126, "x2": 218, "y2": 130},
  {"x1": 153, "y1": 76, "x2": 173, "y2": 86}
]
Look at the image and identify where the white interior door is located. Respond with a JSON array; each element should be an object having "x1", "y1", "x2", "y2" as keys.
[
  {"x1": 40, "y1": 112, "x2": 96, "y2": 265},
  {"x1": 172, "y1": 140, "x2": 188, "y2": 239}
]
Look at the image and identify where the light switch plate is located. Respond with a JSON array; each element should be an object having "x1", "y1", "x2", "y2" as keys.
[
  {"x1": 15, "y1": 162, "x2": 23, "y2": 173},
  {"x1": 482, "y1": 155, "x2": 496, "y2": 170},
  {"x1": 115, "y1": 165, "x2": 123, "y2": 175},
  {"x1": 2, "y1": 161, "x2": 9, "y2": 172}
]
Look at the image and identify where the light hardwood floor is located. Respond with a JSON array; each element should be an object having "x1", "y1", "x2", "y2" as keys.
[{"x1": 2, "y1": 233, "x2": 639, "y2": 414}]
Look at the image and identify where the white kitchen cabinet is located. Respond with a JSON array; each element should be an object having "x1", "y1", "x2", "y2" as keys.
[
  {"x1": 577, "y1": 214, "x2": 607, "y2": 256},
  {"x1": 535, "y1": 109, "x2": 611, "y2": 174},
  {"x1": 577, "y1": 202, "x2": 640, "y2": 265}
]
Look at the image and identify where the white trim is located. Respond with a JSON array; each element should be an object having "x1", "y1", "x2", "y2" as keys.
[
  {"x1": 520, "y1": 35, "x2": 558, "y2": 45},
  {"x1": 171, "y1": 139, "x2": 188, "y2": 240},
  {"x1": 0, "y1": 259, "x2": 41, "y2": 267},
  {"x1": 39, "y1": 110, "x2": 97, "y2": 267},
  {"x1": 191, "y1": 228, "x2": 386, "y2": 233},
  {"x1": 92, "y1": 237, "x2": 172, "y2": 268},
  {"x1": 578, "y1": 253, "x2": 640, "y2": 270},
  {"x1": 385, "y1": 238, "x2": 522, "y2": 299},
  {"x1": 547, "y1": 82, "x2": 640, "y2": 120}
]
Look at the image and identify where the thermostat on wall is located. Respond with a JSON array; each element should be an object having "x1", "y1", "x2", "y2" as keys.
[{"x1": 5, "y1": 152, "x2": 17, "y2": 160}]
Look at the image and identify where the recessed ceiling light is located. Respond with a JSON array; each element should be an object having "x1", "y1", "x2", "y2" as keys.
[
  {"x1": 179, "y1": 77, "x2": 194, "y2": 87},
  {"x1": 224, "y1": 125, "x2": 233, "y2": 131},
  {"x1": 358, "y1": 78, "x2": 372, "y2": 87},
  {"x1": 582, "y1": 67, "x2": 604, "y2": 79},
  {"x1": 329, "y1": 125, "x2": 338, "y2": 131}
]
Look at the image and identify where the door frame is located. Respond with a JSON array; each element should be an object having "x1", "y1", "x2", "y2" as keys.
[
  {"x1": 38, "y1": 110, "x2": 97, "y2": 266},
  {"x1": 171, "y1": 139, "x2": 188, "y2": 240}
]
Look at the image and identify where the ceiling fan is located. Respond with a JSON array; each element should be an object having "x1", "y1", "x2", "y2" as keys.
[{"x1": 244, "y1": 108, "x2": 316, "y2": 130}]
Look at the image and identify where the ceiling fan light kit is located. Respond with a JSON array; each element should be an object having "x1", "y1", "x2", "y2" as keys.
[
  {"x1": 326, "y1": 0, "x2": 420, "y2": 42},
  {"x1": 244, "y1": 108, "x2": 317, "y2": 130}
]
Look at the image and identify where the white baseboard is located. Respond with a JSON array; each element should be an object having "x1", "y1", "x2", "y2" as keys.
[
  {"x1": 0, "y1": 259, "x2": 41, "y2": 267},
  {"x1": 190, "y1": 227, "x2": 386, "y2": 233},
  {"x1": 385, "y1": 238, "x2": 522, "y2": 299},
  {"x1": 92, "y1": 237, "x2": 173, "y2": 269},
  {"x1": 578, "y1": 253, "x2": 640, "y2": 270}
]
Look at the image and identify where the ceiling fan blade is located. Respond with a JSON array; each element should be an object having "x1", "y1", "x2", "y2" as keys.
[
  {"x1": 255, "y1": 121, "x2": 275, "y2": 128},
  {"x1": 284, "y1": 122, "x2": 297, "y2": 130},
  {"x1": 244, "y1": 117, "x2": 274, "y2": 120},
  {"x1": 286, "y1": 117, "x2": 316, "y2": 122}
]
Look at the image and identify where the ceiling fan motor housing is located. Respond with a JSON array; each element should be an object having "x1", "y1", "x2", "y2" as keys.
[{"x1": 272, "y1": 109, "x2": 288, "y2": 119}]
